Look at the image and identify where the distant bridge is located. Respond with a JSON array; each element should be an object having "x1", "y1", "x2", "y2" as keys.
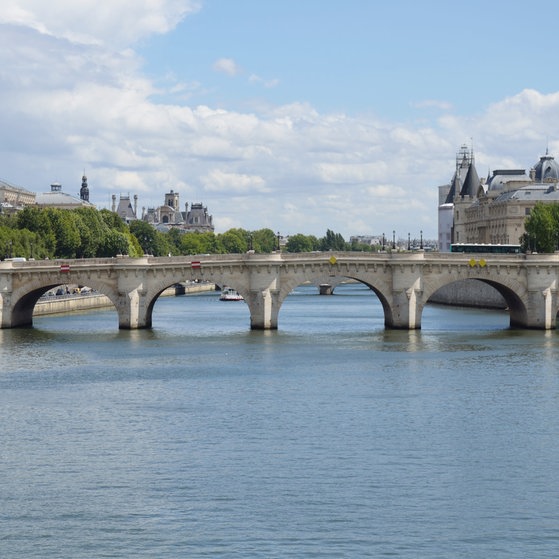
[{"x1": 1, "y1": 251, "x2": 559, "y2": 330}]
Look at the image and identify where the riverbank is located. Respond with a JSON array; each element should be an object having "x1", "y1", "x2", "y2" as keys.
[{"x1": 34, "y1": 282, "x2": 217, "y2": 316}]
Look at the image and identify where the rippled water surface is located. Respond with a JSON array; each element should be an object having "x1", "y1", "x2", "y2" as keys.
[{"x1": 1, "y1": 285, "x2": 559, "y2": 558}]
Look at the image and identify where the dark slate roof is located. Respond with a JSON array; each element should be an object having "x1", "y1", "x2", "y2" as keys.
[
  {"x1": 460, "y1": 163, "x2": 480, "y2": 198},
  {"x1": 533, "y1": 153, "x2": 559, "y2": 182}
]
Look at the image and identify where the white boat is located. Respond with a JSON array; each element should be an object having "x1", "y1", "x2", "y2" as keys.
[{"x1": 219, "y1": 287, "x2": 244, "y2": 301}]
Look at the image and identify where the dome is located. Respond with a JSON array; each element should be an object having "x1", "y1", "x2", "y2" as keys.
[
  {"x1": 487, "y1": 169, "x2": 529, "y2": 193},
  {"x1": 533, "y1": 152, "x2": 559, "y2": 182}
]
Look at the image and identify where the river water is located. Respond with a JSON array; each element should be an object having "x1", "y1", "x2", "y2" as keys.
[{"x1": 1, "y1": 284, "x2": 559, "y2": 558}]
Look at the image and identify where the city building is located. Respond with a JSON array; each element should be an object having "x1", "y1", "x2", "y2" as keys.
[
  {"x1": 1, "y1": 175, "x2": 94, "y2": 214},
  {"x1": 112, "y1": 194, "x2": 138, "y2": 223},
  {"x1": 0, "y1": 178, "x2": 36, "y2": 214},
  {"x1": 143, "y1": 190, "x2": 214, "y2": 232},
  {"x1": 36, "y1": 177, "x2": 95, "y2": 210},
  {"x1": 438, "y1": 145, "x2": 559, "y2": 250}
]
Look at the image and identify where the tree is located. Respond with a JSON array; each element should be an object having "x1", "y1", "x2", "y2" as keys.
[
  {"x1": 522, "y1": 202, "x2": 559, "y2": 253},
  {"x1": 98, "y1": 230, "x2": 130, "y2": 257},
  {"x1": 129, "y1": 220, "x2": 159, "y2": 255},
  {"x1": 166, "y1": 227, "x2": 183, "y2": 255},
  {"x1": 48, "y1": 209, "x2": 82, "y2": 258},
  {"x1": 286, "y1": 233, "x2": 315, "y2": 253},
  {"x1": 319, "y1": 229, "x2": 348, "y2": 251},
  {"x1": 73, "y1": 207, "x2": 108, "y2": 257},
  {"x1": 251, "y1": 228, "x2": 277, "y2": 253},
  {"x1": 218, "y1": 230, "x2": 247, "y2": 253}
]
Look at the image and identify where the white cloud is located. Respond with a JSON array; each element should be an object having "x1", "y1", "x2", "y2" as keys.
[
  {"x1": 213, "y1": 58, "x2": 242, "y2": 77},
  {"x1": 0, "y1": 7, "x2": 557, "y2": 240},
  {"x1": 412, "y1": 99, "x2": 453, "y2": 111},
  {"x1": 202, "y1": 170, "x2": 268, "y2": 194},
  {"x1": 249, "y1": 74, "x2": 280, "y2": 89},
  {"x1": 0, "y1": 0, "x2": 200, "y2": 47}
]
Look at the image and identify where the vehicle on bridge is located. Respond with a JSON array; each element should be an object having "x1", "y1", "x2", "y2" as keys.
[{"x1": 450, "y1": 243, "x2": 521, "y2": 254}]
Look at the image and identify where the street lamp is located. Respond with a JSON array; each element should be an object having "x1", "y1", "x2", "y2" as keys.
[
  {"x1": 408, "y1": 232, "x2": 411, "y2": 250},
  {"x1": 420, "y1": 230, "x2": 423, "y2": 250},
  {"x1": 277, "y1": 231, "x2": 281, "y2": 252},
  {"x1": 392, "y1": 230, "x2": 396, "y2": 250},
  {"x1": 382, "y1": 233, "x2": 385, "y2": 251}
]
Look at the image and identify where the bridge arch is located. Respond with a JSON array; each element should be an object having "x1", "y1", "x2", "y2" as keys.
[
  {"x1": 140, "y1": 270, "x2": 250, "y2": 329},
  {"x1": 276, "y1": 269, "x2": 394, "y2": 329},
  {"x1": 422, "y1": 275, "x2": 529, "y2": 328},
  {"x1": 6, "y1": 273, "x2": 122, "y2": 328}
]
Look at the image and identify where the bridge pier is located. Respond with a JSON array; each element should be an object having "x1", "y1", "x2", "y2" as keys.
[
  {"x1": 319, "y1": 284, "x2": 334, "y2": 295},
  {"x1": 524, "y1": 287, "x2": 558, "y2": 329},
  {"x1": 247, "y1": 289, "x2": 279, "y2": 330},
  {"x1": 385, "y1": 287, "x2": 422, "y2": 329},
  {"x1": 117, "y1": 289, "x2": 151, "y2": 329}
]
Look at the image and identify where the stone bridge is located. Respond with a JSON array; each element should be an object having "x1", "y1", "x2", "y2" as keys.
[{"x1": 1, "y1": 251, "x2": 559, "y2": 330}]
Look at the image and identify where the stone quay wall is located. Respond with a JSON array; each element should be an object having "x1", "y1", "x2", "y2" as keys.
[
  {"x1": 34, "y1": 282, "x2": 216, "y2": 316},
  {"x1": 429, "y1": 279, "x2": 506, "y2": 309}
]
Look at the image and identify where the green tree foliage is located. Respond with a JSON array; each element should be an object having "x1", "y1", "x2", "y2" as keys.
[
  {"x1": 218, "y1": 229, "x2": 247, "y2": 253},
  {"x1": 2, "y1": 206, "x2": 143, "y2": 259},
  {"x1": 49, "y1": 209, "x2": 82, "y2": 258},
  {"x1": 251, "y1": 228, "x2": 278, "y2": 253},
  {"x1": 99, "y1": 208, "x2": 128, "y2": 232},
  {"x1": 129, "y1": 220, "x2": 158, "y2": 255},
  {"x1": 98, "y1": 230, "x2": 131, "y2": 257},
  {"x1": 522, "y1": 202, "x2": 559, "y2": 253},
  {"x1": 165, "y1": 227, "x2": 183, "y2": 255},
  {"x1": 286, "y1": 233, "x2": 316, "y2": 253},
  {"x1": 320, "y1": 229, "x2": 349, "y2": 251},
  {"x1": 3, "y1": 205, "x2": 370, "y2": 260},
  {"x1": 350, "y1": 239, "x2": 375, "y2": 252}
]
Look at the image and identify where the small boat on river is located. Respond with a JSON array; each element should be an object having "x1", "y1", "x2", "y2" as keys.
[{"x1": 219, "y1": 287, "x2": 244, "y2": 301}]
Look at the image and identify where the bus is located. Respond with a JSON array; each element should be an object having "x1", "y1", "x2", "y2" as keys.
[{"x1": 450, "y1": 243, "x2": 521, "y2": 254}]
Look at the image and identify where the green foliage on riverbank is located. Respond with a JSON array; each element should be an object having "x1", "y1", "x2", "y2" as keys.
[
  {"x1": 0, "y1": 206, "x2": 366, "y2": 259},
  {"x1": 522, "y1": 202, "x2": 559, "y2": 253},
  {"x1": 0, "y1": 207, "x2": 142, "y2": 259}
]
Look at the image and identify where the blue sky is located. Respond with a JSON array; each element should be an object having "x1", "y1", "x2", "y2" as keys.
[
  {"x1": 139, "y1": 0, "x2": 558, "y2": 118},
  {"x1": 1, "y1": 0, "x2": 559, "y2": 240}
]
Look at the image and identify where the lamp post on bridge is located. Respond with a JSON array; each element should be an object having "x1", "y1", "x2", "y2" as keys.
[
  {"x1": 408, "y1": 232, "x2": 411, "y2": 251},
  {"x1": 392, "y1": 230, "x2": 396, "y2": 250},
  {"x1": 382, "y1": 233, "x2": 385, "y2": 251},
  {"x1": 276, "y1": 231, "x2": 281, "y2": 252},
  {"x1": 420, "y1": 230, "x2": 423, "y2": 250}
]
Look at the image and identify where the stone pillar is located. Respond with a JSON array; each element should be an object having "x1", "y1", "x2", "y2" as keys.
[
  {"x1": 0, "y1": 270, "x2": 11, "y2": 328},
  {"x1": 115, "y1": 259, "x2": 151, "y2": 329},
  {"x1": 247, "y1": 288, "x2": 279, "y2": 330},
  {"x1": 386, "y1": 289, "x2": 421, "y2": 329},
  {"x1": 243, "y1": 255, "x2": 282, "y2": 330},
  {"x1": 319, "y1": 284, "x2": 334, "y2": 295},
  {"x1": 117, "y1": 288, "x2": 151, "y2": 329},
  {"x1": 386, "y1": 273, "x2": 422, "y2": 329},
  {"x1": 524, "y1": 287, "x2": 557, "y2": 330}
]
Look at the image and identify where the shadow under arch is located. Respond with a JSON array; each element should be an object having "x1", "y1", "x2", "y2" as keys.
[
  {"x1": 479, "y1": 279, "x2": 528, "y2": 327},
  {"x1": 426, "y1": 278, "x2": 528, "y2": 329},
  {"x1": 9, "y1": 281, "x2": 120, "y2": 329},
  {"x1": 351, "y1": 278, "x2": 395, "y2": 327}
]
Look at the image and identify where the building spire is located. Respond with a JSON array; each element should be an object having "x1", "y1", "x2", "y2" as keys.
[{"x1": 80, "y1": 173, "x2": 89, "y2": 202}]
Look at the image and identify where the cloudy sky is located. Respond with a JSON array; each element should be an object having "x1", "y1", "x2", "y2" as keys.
[{"x1": 1, "y1": 0, "x2": 559, "y2": 240}]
